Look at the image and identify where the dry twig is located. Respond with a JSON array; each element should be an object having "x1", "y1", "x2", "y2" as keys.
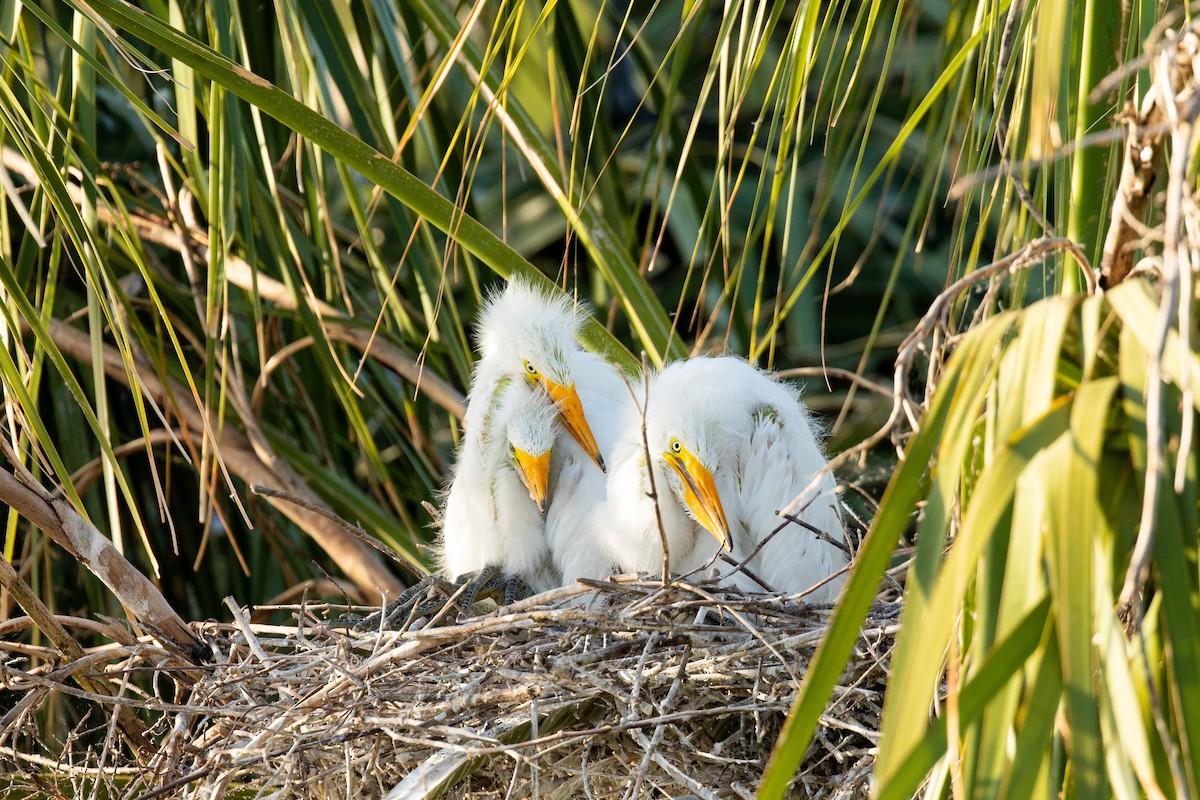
[{"x1": 0, "y1": 579, "x2": 898, "y2": 799}]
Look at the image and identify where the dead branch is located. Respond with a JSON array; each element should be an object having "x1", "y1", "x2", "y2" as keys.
[
  {"x1": 0, "y1": 460, "x2": 200, "y2": 662},
  {"x1": 32, "y1": 318, "x2": 406, "y2": 599}
]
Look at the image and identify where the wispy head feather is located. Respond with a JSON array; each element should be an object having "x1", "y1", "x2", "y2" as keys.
[
  {"x1": 504, "y1": 384, "x2": 558, "y2": 457},
  {"x1": 477, "y1": 278, "x2": 587, "y2": 378}
]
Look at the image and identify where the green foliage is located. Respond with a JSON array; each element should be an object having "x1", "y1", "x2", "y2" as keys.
[
  {"x1": 2, "y1": 0, "x2": 956, "y2": 620},
  {"x1": 757, "y1": 0, "x2": 1197, "y2": 795},
  {"x1": 0, "y1": 0, "x2": 1193, "y2": 796}
]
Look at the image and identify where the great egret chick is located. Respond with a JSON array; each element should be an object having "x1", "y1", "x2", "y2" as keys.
[
  {"x1": 478, "y1": 280, "x2": 608, "y2": 471},
  {"x1": 436, "y1": 279, "x2": 627, "y2": 612},
  {"x1": 604, "y1": 356, "x2": 848, "y2": 602},
  {"x1": 507, "y1": 388, "x2": 558, "y2": 515},
  {"x1": 440, "y1": 379, "x2": 558, "y2": 599}
]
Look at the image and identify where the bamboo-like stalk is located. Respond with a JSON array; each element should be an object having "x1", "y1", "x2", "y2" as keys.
[{"x1": 1065, "y1": 0, "x2": 1122, "y2": 291}]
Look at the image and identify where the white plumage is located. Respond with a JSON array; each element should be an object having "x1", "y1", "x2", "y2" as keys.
[
  {"x1": 544, "y1": 348, "x2": 629, "y2": 586},
  {"x1": 438, "y1": 279, "x2": 624, "y2": 595},
  {"x1": 440, "y1": 376, "x2": 557, "y2": 591},
  {"x1": 603, "y1": 356, "x2": 848, "y2": 602}
]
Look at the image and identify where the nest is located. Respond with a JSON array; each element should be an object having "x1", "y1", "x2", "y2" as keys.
[{"x1": 0, "y1": 577, "x2": 897, "y2": 799}]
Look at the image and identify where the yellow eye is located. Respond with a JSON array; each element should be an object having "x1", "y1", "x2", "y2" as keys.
[
  {"x1": 523, "y1": 360, "x2": 539, "y2": 377},
  {"x1": 669, "y1": 438, "x2": 682, "y2": 454}
]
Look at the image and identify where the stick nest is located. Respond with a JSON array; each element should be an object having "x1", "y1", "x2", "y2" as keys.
[{"x1": 1, "y1": 578, "x2": 897, "y2": 799}]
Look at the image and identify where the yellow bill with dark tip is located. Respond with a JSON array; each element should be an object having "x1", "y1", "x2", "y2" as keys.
[
  {"x1": 512, "y1": 447, "x2": 551, "y2": 513},
  {"x1": 665, "y1": 446, "x2": 732, "y2": 551},
  {"x1": 542, "y1": 378, "x2": 606, "y2": 472}
]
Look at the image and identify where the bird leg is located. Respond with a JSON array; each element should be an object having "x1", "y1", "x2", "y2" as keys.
[
  {"x1": 502, "y1": 574, "x2": 527, "y2": 606},
  {"x1": 333, "y1": 566, "x2": 532, "y2": 631},
  {"x1": 455, "y1": 564, "x2": 531, "y2": 615},
  {"x1": 332, "y1": 574, "x2": 454, "y2": 631},
  {"x1": 382, "y1": 575, "x2": 460, "y2": 627},
  {"x1": 456, "y1": 563, "x2": 502, "y2": 610}
]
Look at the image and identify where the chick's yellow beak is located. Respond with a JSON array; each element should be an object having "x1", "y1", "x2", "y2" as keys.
[
  {"x1": 512, "y1": 447, "x2": 551, "y2": 513},
  {"x1": 542, "y1": 378, "x2": 606, "y2": 473},
  {"x1": 664, "y1": 445, "x2": 732, "y2": 551}
]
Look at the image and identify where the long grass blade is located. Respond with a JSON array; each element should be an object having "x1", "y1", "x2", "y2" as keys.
[
  {"x1": 759, "y1": 310, "x2": 1018, "y2": 799},
  {"x1": 77, "y1": 0, "x2": 638, "y2": 372}
]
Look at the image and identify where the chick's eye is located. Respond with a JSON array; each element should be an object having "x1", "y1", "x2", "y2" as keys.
[
  {"x1": 523, "y1": 360, "x2": 539, "y2": 376},
  {"x1": 670, "y1": 439, "x2": 682, "y2": 454}
]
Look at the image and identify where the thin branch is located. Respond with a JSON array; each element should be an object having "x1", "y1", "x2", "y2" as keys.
[
  {"x1": 250, "y1": 484, "x2": 425, "y2": 579},
  {"x1": 773, "y1": 367, "x2": 895, "y2": 398},
  {"x1": 632, "y1": 354, "x2": 670, "y2": 587},
  {"x1": 777, "y1": 511, "x2": 855, "y2": 558},
  {"x1": 948, "y1": 123, "x2": 1170, "y2": 201},
  {"x1": 838, "y1": 236, "x2": 1094, "y2": 465}
]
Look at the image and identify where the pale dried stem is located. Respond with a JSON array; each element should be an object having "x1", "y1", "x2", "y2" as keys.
[
  {"x1": 1119, "y1": 29, "x2": 1200, "y2": 622},
  {"x1": 629, "y1": 356, "x2": 671, "y2": 587},
  {"x1": 0, "y1": 442, "x2": 201, "y2": 663},
  {"x1": 836, "y1": 236, "x2": 1093, "y2": 465}
]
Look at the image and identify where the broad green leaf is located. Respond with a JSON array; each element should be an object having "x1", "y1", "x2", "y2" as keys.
[
  {"x1": 760, "y1": 311, "x2": 1019, "y2": 799},
  {"x1": 1109, "y1": 280, "x2": 1200, "y2": 407},
  {"x1": 403, "y1": 0, "x2": 684, "y2": 367},
  {"x1": 876, "y1": 391, "x2": 1073, "y2": 788},
  {"x1": 970, "y1": 293, "x2": 1079, "y2": 797},
  {"x1": 1153, "y1": 450, "x2": 1200, "y2": 798},
  {"x1": 1044, "y1": 377, "x2": 1119, "y2": 798},
  {"x1": 995, "y1": 623, "x2": 1064, "y2": 800},
  {"x1": 0, "y1": 0, "x2": 19, "y2": 42},
  {"x1": 875, "y1": 595, "x2": 1053, "y2": 800}
]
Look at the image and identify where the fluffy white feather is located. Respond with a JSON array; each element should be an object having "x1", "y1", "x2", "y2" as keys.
[
  {"x1": 439, "y1": 376, "x2": 557, "y2": 590},
  {"x1": 438, "y1": 279, "x2": 625, "y2": 594},
  {"x1": 603, "y1": 356, "x2": 847, "y2": 601},
  {"x1": 544, "y1": 348, "x2": 629, "y2": 586}
]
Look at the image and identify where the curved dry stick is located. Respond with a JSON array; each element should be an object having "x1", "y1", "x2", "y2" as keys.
[
  {"x1": 66, "y1": 428, "x2": 182, "y2": 496},
  {"x1": 41, "y1": 318, "x2": 406, "y2": 599},
  {"x1": 774, "y1": 366, "x2": 895, "y2": 398},
  {"x1": 832, "y1": 236, "x2": 1094, "y2": 465},
  {"x1": 251, "y1": 483, "x2": 425, "y2": 578},
  {"x1": 0, "y1": 614, "x2": 138, "y2": 644}
]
